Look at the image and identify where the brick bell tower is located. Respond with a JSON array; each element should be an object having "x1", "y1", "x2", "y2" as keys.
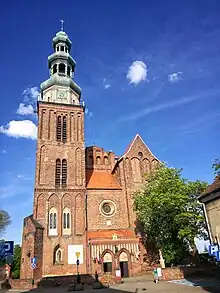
[{"x1": 20, "y1": 26, "x2": 87, "y2": 279}]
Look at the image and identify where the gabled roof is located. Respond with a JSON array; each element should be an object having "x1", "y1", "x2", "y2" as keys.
[
  {"x1": 199, "y1": 176, "x2": 220, "y2": 199},
  {"x1": 120, "y1": 133, "x2": 160, "y2": 161},
  {"x1": 86, "y1": 170, "x2": 121, "y2": 190},
  {"x1": 24, "y1": 214, "x2": 44, "y2": 229}
]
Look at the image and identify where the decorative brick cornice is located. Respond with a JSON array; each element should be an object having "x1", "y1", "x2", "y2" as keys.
[{"x1": 34, "y1": 188, "x2": 86, "y2": 192}]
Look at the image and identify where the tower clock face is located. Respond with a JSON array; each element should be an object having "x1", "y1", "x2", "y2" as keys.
[{"x1": 57, "y1": 90, "x2": 66, "y2": 100}]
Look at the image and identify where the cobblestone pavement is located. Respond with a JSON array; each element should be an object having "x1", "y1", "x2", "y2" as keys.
[{"x1": 5, "y1": 277, "x2": 220, "y2": 293}]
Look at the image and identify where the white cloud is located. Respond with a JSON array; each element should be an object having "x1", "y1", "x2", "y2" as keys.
[
  {"x1": 16, "y1": 86, "x2": 39, "y2": 116},
  {"x1": 0, "y1": 120, "x2": 37, "y2": 140},
  {"x1": 22, "y1": 86, "x2": 39, "y2": 102},
  {"x1": 118, "y1": 89, "x2": 220, "y2": 122},
  {"x1": 168, "y1": 72, "x2": 183, "y2": 83},
  {"x1": 126, "y1": 61, "x2": 147, "y2": 85},
  {"x1": 0, "y1": 149, "x2": 6, "y2": 154},
  {"x1": 103, "y1": 78, "x2": 111, "y2": 89},
  {"x1": 16, "y1": 103, "x2": 34, "y2": 115},
  {"x1": 17, "y1": 174, "x2": 31, "y2": 180},
  {"x1": 85, "y1": 108, "x2": 93, "y2": 118}
]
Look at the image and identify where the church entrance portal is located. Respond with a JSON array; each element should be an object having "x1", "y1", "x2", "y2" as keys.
[
  {"x1": 119, "y1": 251, "x2": 129, "y2": 278},
  {"x1": 103, "y1": 252, "x2": 113, "y2": 273}
]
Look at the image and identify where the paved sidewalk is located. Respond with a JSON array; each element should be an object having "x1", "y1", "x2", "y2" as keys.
[
  {"x1": 110, "y1": 281, "x2": 211, "y2": 292},
  {"x1": 5, "y1": 278, "x2": 220, "y2": 293}
]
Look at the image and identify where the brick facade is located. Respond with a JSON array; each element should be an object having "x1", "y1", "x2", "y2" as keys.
[
  {"x1": 199, "y1": 176, "x2": 220, "y2": 244},
  {"x1": 20, "y1": 121, "x2": 159, "y2": 279},
  {"x1": 20, "y1": 30, "x2": 160, "y2": 280}
]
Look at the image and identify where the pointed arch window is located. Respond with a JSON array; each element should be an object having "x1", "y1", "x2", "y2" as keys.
[
  {"x1": 62, "y1": 116, "x2": 67, "y2": 142},
  {"x1": 56, "y1": 116, "x2": 62, "y2": 141},
  {"x1": 96, "y1": 156, "x2": 101, "y2": 165},
  {"x1": 49, "y1": 213, "x2": 53, "y2": 229},
  {"x1": 62, "y1": 159, "x2": 67, "y2": 187},
  {"x1": 55, "y1": 159, "x2": 61, "y2": 186},
  {"x1": 63, "y1": 212, "x2": 70, "y2": 229},
  {"x1": 104, "y1": 156, "x2": 109, "y2": 165},
  {"x1": 56, "y1": 115, "x2": 68, "y2": 142},
  {"x1": 49, "y1": 207, "x2": 57, "y2": 236},
  {"x1": 88, "y1": 155, "x2": 93, "y2": 165},
  {"x1": 63, "y1": 207, "x2": 71, "y2": 234},
  {"x1": 55, "y1": 159, "x2": 68, "y2": 187}
]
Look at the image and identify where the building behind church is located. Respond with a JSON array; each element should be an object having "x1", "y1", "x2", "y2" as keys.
[{"x1": 20, "y1": 28, "x2": 160, "y2": 279}]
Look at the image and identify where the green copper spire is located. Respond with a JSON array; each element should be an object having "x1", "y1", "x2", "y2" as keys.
[{"x1": 40, "y1": 24, "x2": 82, "y2": 101}]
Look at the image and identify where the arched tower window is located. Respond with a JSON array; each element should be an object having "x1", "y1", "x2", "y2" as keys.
[
  {"x1": 62, "y1": 116, "x2": 67, "y2": 142},
  {"x1": 96, "y1": 156, "x2": 101, "y2": 165},
  {"x1": 59, "y1": 63, "x2": 65, "y2": 74},
  {"x1": 104, "y1": 156, "x2": 109, "y2": 165},
  {"x1": 56, "y1": 116, "x2": 62, "y2": 141},
  {"x1": 55, "y1": 159, "x2": 61, "y2": 187},
  {"x1": 49, "y1": 207, "x2": 57, "y2": 236},
  {"x1": 53, "y1": 64, "x2": 57, "y2": 74},
  {"x1": 56, "y1": 115, "x2": 67, "y2": 142},
  {"x1": 62, "y1": 159, "x2": 67, "y2": 187},
  {"x1": 88, "y1": 155, "x2": 93, "y2": 165},
  {"x1": 67, "y1": 66, "x2": 71, "y2": 76}
]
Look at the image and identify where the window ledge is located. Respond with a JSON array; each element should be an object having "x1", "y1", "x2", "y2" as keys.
[
  {"x1": 63, "y1": 233, "x2": 72, "y2": 237},
  {"x1": 54, "y1": 261, "x2": 64, "y2": 266}
]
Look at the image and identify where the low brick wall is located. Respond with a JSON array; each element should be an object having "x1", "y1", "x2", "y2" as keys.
[
  {"x1": 161, "y1": 268, "x2": 184, "y2": 280},
  {"x1": 9, "y1": 278, "x2": 39, "y2": 290},
  {"x1": 8, "y1": 274, "x2": 121, "y2": 290},
  {"x1": 161, "y1": 265, "x2": 220, "y2": 281},
  {"x1": 99, "y1": 274, "x2": 121, "y2": 285}
]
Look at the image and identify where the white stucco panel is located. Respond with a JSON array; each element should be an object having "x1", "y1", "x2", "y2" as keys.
[{"x1": 68, "y1": 244, "x2": 84, "y2": 265}]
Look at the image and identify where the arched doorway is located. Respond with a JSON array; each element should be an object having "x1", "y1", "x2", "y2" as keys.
[
  {"x1": 103, "y1": 252, "x2": 113, "y2": 273},
  {"x1": 119, "y1": 251, "x2": 129, "y2": 278}
]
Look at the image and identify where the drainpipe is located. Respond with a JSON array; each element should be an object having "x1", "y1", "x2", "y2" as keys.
[
  {"x1": 202, "y1": 203, "x2": 213, "y2": 243},
  {"x1": 85, "y1": 193, "x2": 89, "y2": 273}
]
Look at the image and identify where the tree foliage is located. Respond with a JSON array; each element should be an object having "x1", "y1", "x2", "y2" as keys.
[
  {"x1": 133, "y1": 163, "x2": 208, "y2": 266},
  {"x1": 212, "y1": 158, "x2": 220, "y2": 176},
  {"x1": 0, "y1": 210, "x2": 11, "y2": 236},
  {"x1": 11, "y1": 245, "x2": 21, "y2": 279}
]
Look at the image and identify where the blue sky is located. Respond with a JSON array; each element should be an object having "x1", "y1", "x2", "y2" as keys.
[{"x1": 0, "y1": 1, "x2": 219, "y2": 248}]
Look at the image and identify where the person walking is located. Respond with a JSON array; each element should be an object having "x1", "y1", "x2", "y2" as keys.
[{"x1": 153, "y1": 266, "x2": 159, "y2": 284}]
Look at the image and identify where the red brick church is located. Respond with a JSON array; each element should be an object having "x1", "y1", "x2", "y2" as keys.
[{"x1": 20, "y1": 28, "x2": 159, "y2": 280}]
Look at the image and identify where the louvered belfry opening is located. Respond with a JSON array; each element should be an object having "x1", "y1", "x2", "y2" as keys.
[
  {"x1": 55, "y1": 159, "x2": 61, "y2": 186},
  {"x1": 56, "y1": 116, "x2": 62, "y2": 141},
  {"x1": 62, "y1": 159, "x2": 67, "y2": 187},
  {"x1": 62, "y1": 116, "x2": 67, "y2": 142}
]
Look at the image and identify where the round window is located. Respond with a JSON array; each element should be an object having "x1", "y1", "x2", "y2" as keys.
[
  {"x1": 100, "y1": 200, "x2": 116, "y2": 217},
  {"x1": 102, "y1": 203, "x2": 111, "y2": 214}
]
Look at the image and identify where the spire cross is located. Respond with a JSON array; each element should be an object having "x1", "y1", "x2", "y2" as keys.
[{"x1": 60, "y1": 20, "x2": 64, "y2": 31}]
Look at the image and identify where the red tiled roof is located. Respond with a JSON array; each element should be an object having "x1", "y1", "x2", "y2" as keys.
[
  {"x1": 200, "y1": 176, "x2": 220, "y2": 197},
  {"x1": 86, "y1": 170, "x2": 121, "y2": 189}
]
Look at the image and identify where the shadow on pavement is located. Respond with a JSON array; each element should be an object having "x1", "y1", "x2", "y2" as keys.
[{"x1": 177, "y1": 267, "x2": 220, "y2": 293}]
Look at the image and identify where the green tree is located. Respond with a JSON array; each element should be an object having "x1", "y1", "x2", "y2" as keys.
[
  {"x1": 212, "y1": 158, "x2": 220, "y2": 176},
  {"x1": 11, "y1": 245, "x2": 21, "y2": 279},
  {"x1": 133, "y1": 163, "x2": 208, "y2": 266},
  {"x1": 0, "y1": 210, "x2": 11, "y2": 236}
]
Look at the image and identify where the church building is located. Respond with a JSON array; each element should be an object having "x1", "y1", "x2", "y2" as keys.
[{"x1": 20, "y1": 28, "x2": 159, "y2": 280}]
